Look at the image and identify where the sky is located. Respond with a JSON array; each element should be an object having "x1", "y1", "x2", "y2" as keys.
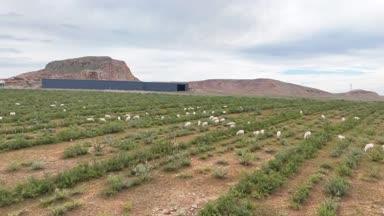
[{"x1": 1, "y1": 0, "x2": 384, "y2": 94}]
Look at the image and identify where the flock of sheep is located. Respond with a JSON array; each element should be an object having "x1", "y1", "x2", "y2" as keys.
[{"x1": 1, "y1": 104, "x2": 383, "y2": 153}]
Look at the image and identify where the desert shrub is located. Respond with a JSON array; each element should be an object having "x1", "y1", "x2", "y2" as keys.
[
  {"x1": 317, "y1": 199, "x2": 338, "y2": 216},
  {"x1": 103, "y1": 175, "x2": 126, "y2": 196},
  {"x1": 6, "y1": 162, "x2": 21, "y2": 172},
  {"x1": 132, "y1": 163, "x2": 151, "y2": 181},
  {"x1": 324, "y1": 177, "x2": 349, "y2": 197},
  {"x1": 212, "y1": 167, "x2": 228, "y2": 179},
  {"x1": 30, "y1": 161, "x2": 45, "y2": 171},
  {"x1": 49, "y1": 200, "x2": 82, "y2": 216},
  {"x1": 238, "y1": 150, "x2": 253, "y2": 166},
  {"x1": 63, "y1": 144, "x2": 88, "y2": 159},
  {"x1": 367, "y1": 146, "x2": 384, "y2": 162},
  {"x1": 199, "y1": 196, "x2": 253, "y2": 216},
  {"x1": 335, "y1": 164, "x2": 351, "y2": 177},
  {"x1": 163, "y1": 153, "x2": 191, "y2": 172},
  {"x1": 290, "y1": 173, "x2": 323, "y2": 209}
]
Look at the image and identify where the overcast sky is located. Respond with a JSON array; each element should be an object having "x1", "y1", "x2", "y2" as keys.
[{"x1": 1, "y1": 0, "x2": 384, "y2": 93}]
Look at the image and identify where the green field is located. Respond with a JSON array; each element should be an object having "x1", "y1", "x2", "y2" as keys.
[{"x1": 0, "y1": 89, "x2": 383, "y2": 216}]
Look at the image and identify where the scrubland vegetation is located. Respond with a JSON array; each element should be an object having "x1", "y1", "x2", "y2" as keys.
[{"x1": 0, "y1": 89, "x2": 383, "y2": 215}]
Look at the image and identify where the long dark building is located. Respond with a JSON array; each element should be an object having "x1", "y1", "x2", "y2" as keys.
[{"x1": 42, "y1": 79, "x2": 188, "y2": 92}]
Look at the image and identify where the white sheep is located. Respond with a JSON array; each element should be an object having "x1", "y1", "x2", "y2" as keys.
[
  {"x1": 223, "y1": 105, "x2": 228, "y2": 108},
  {"x1": 247, "y1": 121, "x2": 251, "y2": 124},
  {"x1": 10, "y1": 112, "x2": 16, "y2": 116},
  {"x1": 222, "y1": 111, "x2": 226, "y2": 114},
  {"x1": 277, "y1": 131, "x2": 282, "y2": 139},
  {"x1": 253, "y1": 131, "x2": 260, "y2": 136},
  {"x1": 300, "y1": 110, "x2": 303, "y2": 115},
  {"x1": 193, "y1": 112, "x2": 196, "y2": 115},
  {"x1": 184, "y1": 122, "x2": 192, "y2": 127},
  {"x1": 260, "y1": 129, "x2": 265, "y2": 134},
  {"x1": 99, "y1": 118, "x2": 107, "y2": 122},
  {"x1": 133, "y1": 115, "x2": 140, "y2": 120},
  {"x1": 236, "y1": 130, "x2": 245, "y2": 135},
  {"x1": 364, "y1": 143, "x2": 375, "y2": 152},
  {"x1": 184, "y1": 107, "x2": 187, "y2": 111},
  {"x1": 63, "y1": 109, "x2": 67, "y2": 112},
  {"x1": 176, "y1": 114, "x2": 180, "y2": 118},
  {"x1": 203, "y1": 111, "x2": 207, "y2": 114},
  {"x1": 86, "y1": 117, "x2": 95, "y2": 122},
  {"x1": 211, "y1": 111, "x2": 215, "y2": 114},
  {"x1": 227, "y1": 122, "x2": 236, "y2": 127},
  {"x1": 337, "y1": 135, "x2": 345, "y2": 140},
  {"x1": 83, "y1": 106, "x2": 86, "y2": 109},
  {"x1": 304, "y1": 131, "x2": 312, "y2": 139},
  {"x1": 202, "y1": 122, "x2": 208, "y2": 127},
  {"x1": 15, "y1": 103, "x2": 20, "y2": 106},
  {"x1": 145, "y1": 112, "x2": 149, "y2": 115},
  {"x1": 186, "y1": 112, "x2": 190, "y2": 116},
  {"x1": 105, "y1": 114, "x2": 112, "y2": 119},
  {"x1": 161, "y1": 116, "x2": 165, "y2": 120},
  {"x1": 341, "y1": 117, "x2": 346, "y2": 122},
  {"x1": 0, "y1": 116, "x2": 3, "y2": 120},
  {"x1": 60, "y1": 104, "x2": 65, "y2": 107},
  {"x1": 354, "y1": 116, "x2": 360, "y2": 120},
  {"x1": 321, "y1": 114, "x2": 326, "y2": 119},
  {"x1": 219, "y1": 118, "x2": 225, "y2": 122},
  {"x1": 125, "y1": 115, "x2": 131, "y2": 121},
  {"x1": 214, "y1": 119, "x2": 220, "y2": 124},
  {"x1": 197, "y1": 120, "x2": 201, "y2": 126},
  {"x1": 117, "y1": 116, "x2": 121, "y2": 121},
  {"x1": 50, "y1": 104, "x2": 56, "y2": 107}
]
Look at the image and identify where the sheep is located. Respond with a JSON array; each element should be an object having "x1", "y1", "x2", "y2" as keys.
[
  {"x1": 321, "y1": 114, "x2": 326, "y2": 119},
  {"x1": 300, "y1": 110, "x2": 303, "y2": 115},
  {"x1": 247, "y1": 121, "x2": 251, "y2": 124},
  {"x1": 0, "y1": 116, "x2": 3, "y2": 120},
  {"x1": 222, "y1": 111, "x2": 226, "y2": 114},
  {"x1": 276, "y1": 131, "x2": 282, "y2": 139},
  {"x1": 184, "y1": 122, "x2": 192, "y2": 127},
  {"x1": 133, "y1": 115, "x2": 140, "y2": 120},
  {"x1": 227, "y1": 122, "x2": 236, "y2": 127},
  {"x1": 161, "y1": 116, "x2": 165, "y2": 120},
  {"x1": 105, "y1": 114, "x2": 112, "y2": 119},
  {"x1": 83, "y1": 106, "x2": 86, "y2": 109},
  {"x1": 230, "y1": 124, "x2": 236, "y2": 128},
  {"x1": 211, "y1": 111, "x2": 215, "y2": 114},
  {"x1": 186, "y1": 112, "x2": 190, "y2": 116},
  {"x1": 253, "y1": 131, "x2": 260, "y2": 136},
  {"x1": 60, "y1": 104, "x2": 65, "y2": 107},
  {"x1": 236, "y1": 130, "x2": 245, "y2": 135},
  {"x1": 125, "y1": 115, "x2": 131, "y2": 121},
  {"x1": 364, "y1": 143, "x2": 375, "y2": 152},
  {"x1": 203, "y1": 110, "x2": 207, "y2": 114},
  {"x1": 50, "y1": 104, "x2": 56, "y2": 107},
  {"x1": 197, "y1": 120, "x2": 201, "y2": 126},
  {"x1": 337, "y1": 135, "x2": 346, "y2": 140},
  {"x1": 117, "y1": 116, "x2": 121, "y2": 121},
  {"x1": 219, "y1": 118, "x2": 225, "y2": 122},
  {"x1": 184, "y1": 107, "x2": 187, "y2": 111},
  {"x1": 304, "y1": 131, "x2": 311, "y2": 139},
  {"x1": 63, "y1": 109, "x2": 67, "y2": 112},
  {"x1": 202, "y1": 122, "x2": 208, "y2": 127},
  {"x1": 10, "y1": 112, "x2": 16, "y2": 116},
  {"x1": 260, "y1": 129, "x2": 265, "y2": 134},
  {"x1": 176, "y1": 114, "x2": 181, "y2": 118},
  {"x1": 354, "y1": 116, "x2": 360, "y2": 120},
  {"x1": 214, "y1": 119, "x2": 220, "y2": 124},
  {"x1": 193, "y1": 112, "x2": 196, "y2": 115},
  {"x1": 15, "y1": 103, "x2": 20, "y2": 106},
  {"x1": 86, "y1": 117, "x2": 95, "y2": 122},
  {"x1": 99, "y1": 118, "x2": 107, "y2": 122},
  {"x1": 341, "y1": 117, "x2": 346, "y2": 122}
]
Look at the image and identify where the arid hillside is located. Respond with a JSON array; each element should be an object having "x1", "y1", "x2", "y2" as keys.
[{"x1": 5, "y1": 56, "x2": 139, "y2": 88}]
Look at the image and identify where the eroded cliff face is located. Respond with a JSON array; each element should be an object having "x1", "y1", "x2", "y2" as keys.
[{"x1": 6, "y1": 56, "x2": 139, "y2": 88}]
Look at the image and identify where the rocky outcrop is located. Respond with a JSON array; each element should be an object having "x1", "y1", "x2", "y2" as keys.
[{"x1": 6, "y1": 56, "x2": 139, "y2": 88}]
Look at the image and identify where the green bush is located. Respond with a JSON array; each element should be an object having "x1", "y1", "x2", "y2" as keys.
[
  {"x1": 324, "y1": 177, "x2": 349, "y2": 197},
  {"x1": 367, "y1": 146, "x2": 384, "y2": 162},
  {"x1": 317, "y1": 199, "x2": 338, "y2": 216},
  {"x1": 63, "y1": 144, "x2": 88, "y2": 159}
]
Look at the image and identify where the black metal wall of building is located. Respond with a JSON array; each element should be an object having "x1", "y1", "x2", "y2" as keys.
[{"x1": 42, "y1": 79, "x2": 188, "y2": 92}]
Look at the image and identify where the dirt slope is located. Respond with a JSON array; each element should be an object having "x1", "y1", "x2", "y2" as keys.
[{"x1": 5, "y1": 56, "x2": 139, "y2": 88}]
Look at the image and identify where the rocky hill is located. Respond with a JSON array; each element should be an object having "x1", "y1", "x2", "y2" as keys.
[{"x1": 5, "y1": 56, "x2": 139, "y2": 87}]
